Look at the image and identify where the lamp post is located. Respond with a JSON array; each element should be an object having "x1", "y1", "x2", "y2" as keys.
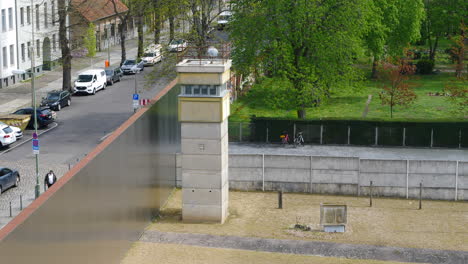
[
  {"x1": 13, "y1": 49, "x2": 39, "y2": 199},
  {"x1": 13, "y1": 0, "x2": 40, "y2": 199}
]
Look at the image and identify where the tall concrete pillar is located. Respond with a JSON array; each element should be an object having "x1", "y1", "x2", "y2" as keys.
[{"x1": 177, "y1": 58, "x2": 231, "y2": 223}]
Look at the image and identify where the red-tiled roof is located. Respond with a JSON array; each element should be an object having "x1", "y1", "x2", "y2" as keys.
[{"x1": 72, "y1": 0, "x2": 128, "y2": 22}]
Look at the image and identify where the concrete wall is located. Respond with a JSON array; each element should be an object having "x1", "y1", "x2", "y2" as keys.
[
  {"x1": 177, "y1": 154, "x2": 467, "y2": 201},
  {"x1": 0, "y1": 81, "x2": 180, "y2": 264}
]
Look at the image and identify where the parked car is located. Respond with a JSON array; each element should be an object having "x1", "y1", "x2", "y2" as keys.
[
  {"x1": 105, "y1": 67, "x2": 123, "y2": 85},
  {"x1": 121, "y1": 59, "x2": 144, "y2": 74},
  {"x1": 73, "y1": 69, "x2": 107, "y2": 95},
  {"x1": 0, "y1": 123, "x2": 16, "y2": 148},
  {"x1": 12, "y1": 107, "x2": 55, "y2": 128},
  {"x1": 217, "y1": 11, "x2": 232, "y2": 30},
  {"x1": 40, "y1": 90, "x2": 71, "y2": 111},
  {"x1": 142, "y1": 44, "x2": 163, "y2": 66},
  {"x1": 168, "y1": 39, "x2": 187, "y2": 52},
  {"x1": 0, "y1": 122, "x2": 23, "y2": 139},
  {"x1": 0, "y1": 167, "x2": 20, "y2": 194}
]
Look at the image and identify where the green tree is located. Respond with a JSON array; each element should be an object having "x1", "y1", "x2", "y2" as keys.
[
  {"x1": 230, "y1": 0, "x2": 371, "y2": 119},
  {"x1": 422, "y1": 0, "x2": 467, "y2": 61},
  {"x1": 365, "y1": 0, "x2": 424, "y2": 78},
  {"x1": 83, "y1": 23, "x2": 97, "y2": 57}
]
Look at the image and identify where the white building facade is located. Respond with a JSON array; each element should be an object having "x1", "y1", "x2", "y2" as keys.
[
  {"x1": 0, "y1": 1, "x2": 19, "y2": 88},
  {"x1": 0, "y1": 0, "x2": 62, "y2": 88}
]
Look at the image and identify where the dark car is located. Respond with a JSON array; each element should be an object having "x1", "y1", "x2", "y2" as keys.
[
  {"x1": 0, "y1": 167, "x2": 20, "y2": 194},
  {"x1": 105, "y1": 67, "x2": 123, "y2": 85},
  {"x1": 40, "y1": 90, "x2": 71, "y2": 111},
  {"x1": 12, "y1": 107, "x2": 55, "y2": 128},
  {"x1": 121, "y1": 59, "x2": 144, "y2": 74}
]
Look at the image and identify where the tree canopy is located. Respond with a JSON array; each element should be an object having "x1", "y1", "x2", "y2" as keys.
[{"x1": 230, "y1": 0, "x2": 373, "y2": 118}]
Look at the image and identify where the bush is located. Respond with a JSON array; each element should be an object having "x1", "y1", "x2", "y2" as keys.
[{"x1": 416, "y1": 59, "x2": 434, "y2": 74}]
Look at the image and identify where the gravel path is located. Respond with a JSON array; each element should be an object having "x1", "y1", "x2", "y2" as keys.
[{"x1": 141, "y1": 230, "x2": 468, "y2": 264}]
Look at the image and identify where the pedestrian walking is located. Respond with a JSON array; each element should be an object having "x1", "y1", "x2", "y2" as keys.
[{"x1": 44, "y1": 170, "x2": 57, "y2": 190}]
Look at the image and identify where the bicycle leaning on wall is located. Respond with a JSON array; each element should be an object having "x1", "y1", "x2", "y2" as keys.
[
  {"x1": 280, "y1": 131, "x2": 289, "y2": 147},
  {"x1": 293, "y1": 131, "x2": 304, "y2": 147}
]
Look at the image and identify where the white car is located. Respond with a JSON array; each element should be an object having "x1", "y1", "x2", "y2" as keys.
[
  {"x1": 73, "y1": 69, "x2": 107, "y2": 95},
  {"x1": 0, "y1": 122, "x2": 22, "y2": 139},
  {"x1": 168, "y1": 39, "x2": 187, "y2": 52},
  {"x1": 0, "y1": 123, "x2": 17, "y2": 148},
  {"x1": 142, "y1": 44, "x2": 163, "y2": 66},
  {"x1": 217, "y1": 11, "x2": 232, "y2": 30}
]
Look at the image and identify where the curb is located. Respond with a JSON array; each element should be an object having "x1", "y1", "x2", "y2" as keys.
[{"x1": 0, "y1": 122, "x2": 59, "y2": 156}]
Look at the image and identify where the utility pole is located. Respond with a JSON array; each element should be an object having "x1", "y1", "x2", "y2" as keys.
[
  {"x1": 134, "y1": 73, "x2": 138, "y2": 113},
  {"x1": 13, "y1": 1, "x2": 39, "y2": 198},
  {"x1": 31, "y1": 0, "x2": 40, "y2": 199}
]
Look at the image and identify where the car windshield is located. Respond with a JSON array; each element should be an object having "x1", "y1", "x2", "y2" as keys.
[
  {"x1": 170, "y1": 40, "x2": 183, "y2": 45},
  {"x1": 105, "y1": 70, "x2": 113, "y2": 75},
  {"x1": 46, "y1": 93, "x2": 60, "y2": 100},
  {"x1": 143, "y1": 53, "x2": 155, "y2": 57},
  {"x1": 124, "y1": 60, "x2": 136, "y2": 65},
  {"x1": 219, "y1": 15, "x2": 231, "y2": 21},
  {"x1": 77, "y1": 75, "x2": 93, "y2": 82}
]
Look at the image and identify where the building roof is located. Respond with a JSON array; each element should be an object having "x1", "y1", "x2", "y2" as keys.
[{"x1": 71, "y1": 0, "x2": 128, "y2": 22}]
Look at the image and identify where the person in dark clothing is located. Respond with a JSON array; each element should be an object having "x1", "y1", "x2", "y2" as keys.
[{"x1": 44, "y1": 170, "x2": 57, "y2": 190}]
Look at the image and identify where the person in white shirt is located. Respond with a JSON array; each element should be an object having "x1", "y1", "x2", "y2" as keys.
[{"x1": 44, "y1": 170, "x2": 57, "y2": 190}]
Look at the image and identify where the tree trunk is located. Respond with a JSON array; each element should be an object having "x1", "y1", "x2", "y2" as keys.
[
  {"x1": 58, "y1": 0, "x2": 71, "y2": 92},
  {"x1": 153, "y1": 0, "x2": 161, "y2": 44},
  {"x1": 154, "y1": 11, "x2": 161, "y2": 44},
  {"x1": 455, "y1": 27, "x2": 465, "y2": 78},
  {"x1": 297, "y1": 108, "x2": 306, "y2": 119},
  {"x1": 119, "y1": 20, "x2": 127, "y2": 66},
  {"x1": 371, "y1": 57, "x2": 378, "y2": 79},
  {"x1": 137, "y1": 16, "x2": 144, "y2": 58},
  {"x1": 429, "y1": 36, "x2": 439, "y2": 61},
  {"x1": 169, "y1": 15, "x2": 175, "y2": 41}
]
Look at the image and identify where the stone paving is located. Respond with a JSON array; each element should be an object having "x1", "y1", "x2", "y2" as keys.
[{"x1": 0, "y1": 158, "x2": 69, "y2": 228}]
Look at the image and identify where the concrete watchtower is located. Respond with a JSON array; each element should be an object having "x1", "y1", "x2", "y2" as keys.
[{"x1": 177, "y1": 50, "x2": 231, "y2": 223}]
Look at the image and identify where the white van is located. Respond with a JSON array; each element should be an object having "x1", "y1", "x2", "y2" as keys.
[
  {"x1": 217, "y1": 11, "x2": 232, "y2": 30},
  {"x1": 142, "y1": 44, "x2": 163, "y2": 66},
  {"x1": 73, "y1": 69, "x2": 107, "y2": 95}
]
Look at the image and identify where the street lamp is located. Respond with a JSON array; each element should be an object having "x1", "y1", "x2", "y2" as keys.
[
  {"x1": 12, "y1": 0, "x2": 40, "y2": 199},
  {"x1": 13, "y1": 64, "x2": 39, "y2": 199}
]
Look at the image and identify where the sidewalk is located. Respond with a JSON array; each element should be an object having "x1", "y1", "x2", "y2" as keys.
[{"x1": 0, "y1": 38, "x2": 139, "y2": 115}]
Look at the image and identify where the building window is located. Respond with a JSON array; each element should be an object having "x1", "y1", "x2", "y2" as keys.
[
  {"x1": 20, "y1": 7, "x2": 24, "y2": 26},
  {"x1": 27, "y1": 42, "x2": 31, "y2": 59},
  {"x1": 44, "y1": 3, "x2": 48, "y2": 28},
  {"x1": 2, "y1": 9, "x2": 6, "y2": 32},
  {"x1": 27, "y1": 6, "x2": 31, "y2": 24},
  {"x1": 36, "y1": 39, "x2": 40, "y2": 57},
  {"x1": 181, "y1": 85, "x2": 223, "y2": 96},
  {"x1": 21, "y1": 43, "x2": 25, "y2": 62},
  {"x1": 2, "y1": 47, "x2": 8, "y2": 68},
  {"x1": 104, "y1": 28, "x2": 108, "y2": 39},
  {"x1": 52, "y1": 34, "x2": 56, "y2": 51},
  {"x1": 9, "y1": 45, "x2": 14, "y2": 65},
  {"x1": 51, "y1": 1, "x2": 55, "y2": 26},
  {"x1": 8, "y1": 8, "x2": 13, "y2": 30},
  {"x1": 111, "y1": 24, "x2": 115, "y2": 37},
  {"x1": 36, "y1": 5, "x2": 39, "y2": 30}
]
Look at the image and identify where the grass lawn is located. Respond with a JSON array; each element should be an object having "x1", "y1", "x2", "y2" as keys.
[{"x1": 229, "y1": 72, "x2": 466, "y2": 122}]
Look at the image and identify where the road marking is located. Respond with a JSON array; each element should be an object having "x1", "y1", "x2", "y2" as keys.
[
  {"x1": 99, "y1": 132, "x2": 113, "y2": 142},
  {"x1": 0, "y1": 122, "x2": 59, "y2": 156}
]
